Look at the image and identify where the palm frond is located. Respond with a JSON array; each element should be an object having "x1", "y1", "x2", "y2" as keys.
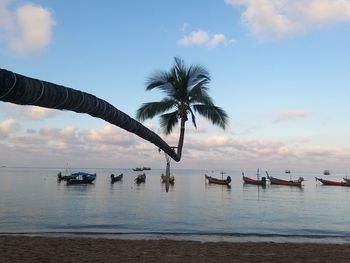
[
  {"x1": 188, "y1": 65, "x2": 210, "y2": 85},
  {"x1": 188, "y1": 107, "x2": 197, "y2": 128},
  {"x1": 192, "y1": 104, "x2": 228, "y2": 129},
  {"x1": 190, "y1": 78, "x2": 210, "y2": 92},
  {"x1": 189, "y1": 85, "x2": 213, "y2": 105},
  {"x1": 136, "y1": 99, "x2": 176, "y2": 121},
  {"x1": 159, "y1": 111, "x2": 179, "y2": 135},
  {"x1": 146, "y1": 71, "x2": 177, "y2": 98},
  {"x1": 172, "y1": 57, "x2": 190, "y2": 102}
]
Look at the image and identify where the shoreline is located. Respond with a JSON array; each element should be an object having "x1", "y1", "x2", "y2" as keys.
[
  {"x1": 1, "y1": 235, "x2": 350, "y2": 262},
  {"x1": 1, "y1": 232, "x2": 349, "y2": 244}
]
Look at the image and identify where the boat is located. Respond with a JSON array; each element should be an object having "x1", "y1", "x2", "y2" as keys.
[
  {"x1": 133, "y1": 167, "x2": 151, "y2": 171},
  {"x1": 57, "y1": 171, "x2": 86, "y2": 182},
  {"x1": 135, "y1": 173, "x2": 146, "y2": 184},
  {"x1": 323, "y1": 170, "x2": 330, "y2": 175},
  {"x1": 110, "y1": 173, "x2": 123, "y2": 183},
  {"x1": 285, "y1": 170, "x2": 291, "y2": 174},
  {"x1": 242, "y1": 169, "x2": 266, "y2": 186},
  {"x1": 343, "y1": 178, "x2": 350, "y2": 183},
  {"x1": 266, "y1": 171, "x2": 303, "y2": 187},
  {"x1": 57, "y1": 171, "x2": 78, "y2": 181},
  {"x1": 66, "y1": 172, "x2": 96, "y2": 185},
  {"x1": 161, "y1": 174, "x2": 175, "y2": 185},
  {"x1": 316, "y1": 177, "x2": 350, "y2": 187},
  {"x1": 205, "y1": 172, "x2": 231, "y2": 185}
]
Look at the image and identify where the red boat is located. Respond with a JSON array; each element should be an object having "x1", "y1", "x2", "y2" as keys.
[
  {"x1": 242, "y1": 171, "x2": 266, "y2": 186},
  {"x1": 266, "y1": 171, "x2": 303, "y2": 187},
  {"x1": 316, "y1": 177, "x2": 350, "y2": 187},
  {"x1": 161, "y1": 174, "x2": 175, "y2": 185}
]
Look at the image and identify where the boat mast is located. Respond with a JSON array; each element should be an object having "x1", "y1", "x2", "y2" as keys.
[{"x1": 220, "y1": 171, "x2": 225, "y2": 180}]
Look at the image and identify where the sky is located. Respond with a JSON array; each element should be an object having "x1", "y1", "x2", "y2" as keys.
[{"x1": 0, "y1": 0, "x2": 350, "y2": 173}]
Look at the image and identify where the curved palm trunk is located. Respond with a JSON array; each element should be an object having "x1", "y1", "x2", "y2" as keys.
[
  {"x1": 176, "y1": 118, "x2": 186, "y2": 160},
  {"x1": 163, "y1": 117, "x2": 186, "y2": 192},
  {"x1": 0, "y1": 68, "x2": 180, "y2": 162}
]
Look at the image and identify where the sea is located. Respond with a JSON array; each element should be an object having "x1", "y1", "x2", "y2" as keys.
[{"x1": 1, "y1": 167, "x2": 350, "y2": 243}]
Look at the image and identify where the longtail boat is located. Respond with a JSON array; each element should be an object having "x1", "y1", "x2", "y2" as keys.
[
  {"x1": 135, "y1": 173, "x2": 146, "y2": 184},
  {"x1": 266, "y1": 171, "x2": 303, "y2": 187},
  {"x1": 205, "y1": 172, "x2": 231, "y2": 185},
  {"x1": 161, "y1": 174, "x2": 175, "y2": 185},
  {"x1": 242, "y1": 169, "x2": 266, "y2": 186},
  {"x1": 110, "y1": 173, "x2": 123, "y2": 183},
  {"x1": 316, "y1": 177, "x2": 350, "y2": 187}
]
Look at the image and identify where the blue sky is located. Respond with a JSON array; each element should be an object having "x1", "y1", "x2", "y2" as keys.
[{"x1": 0, "y1": 0, "x2": 350, "y2": 173}]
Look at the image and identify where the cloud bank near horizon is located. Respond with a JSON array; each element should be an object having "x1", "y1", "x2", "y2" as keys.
[{"x1": 1, "y1": 118, "x2": 349, "y2": 171}]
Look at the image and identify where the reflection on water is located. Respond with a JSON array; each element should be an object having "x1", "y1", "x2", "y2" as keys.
[
  {"x1": 0, "y1": 167, "x2": 350, "y2": 243},
  {"x1": 56, "y1": 181, "x2": 96, "y2": 191}
]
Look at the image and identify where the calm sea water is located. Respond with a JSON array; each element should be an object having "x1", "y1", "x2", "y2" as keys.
[{"x1": 1, "y1": 167, "x2": 350, "y2": 243}]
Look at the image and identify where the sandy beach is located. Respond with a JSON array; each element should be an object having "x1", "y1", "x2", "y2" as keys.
[{"x1": 1, "y1": 236, "x2": 350, "y2": 263}]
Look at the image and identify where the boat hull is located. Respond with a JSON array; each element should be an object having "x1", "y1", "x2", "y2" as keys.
[
  {"x1": 205, "y1": 174, "x2": 231, "y2": 185},
  {"x1": 267, "y1": 175, "x2": 303, "y2": 187},
  {"x1": 316, "y1": 177, "x2": 350, "y2": 187},
  {"x1": 111, "y1": 173, "x2": 123, "y2": 183},
  {"x1": 242, "y1": 176, "x2": 266, "y2": 186},
  {"x1": 65, "y1": 172, "x2": 96, "y2": 185},
  {"x1": 67, "y1": 179, "x2": 94, "y2": 185}
]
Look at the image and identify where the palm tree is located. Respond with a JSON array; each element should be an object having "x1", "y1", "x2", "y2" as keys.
[
  {"x1": 0, "y1": 68, "x2": 178, "y2": 160},
  {"x1": 136, "y1": 57, "x2": 228, "y2": 184}
]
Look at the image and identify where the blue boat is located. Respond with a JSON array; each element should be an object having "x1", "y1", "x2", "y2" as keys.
[{"x1": 66, "y1": 172, "x2": 96, "y2": 185}]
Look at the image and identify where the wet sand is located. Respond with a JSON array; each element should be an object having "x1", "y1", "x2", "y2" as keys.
[{"x1": 1, "y1": 236, "x2": 350, "y2": 262}]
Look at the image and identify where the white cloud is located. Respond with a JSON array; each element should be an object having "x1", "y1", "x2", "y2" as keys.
[
  {"x1": 202, "y1": 135, "x2": 231, "y2": 147},
  {"x1": 209, "y1": 34, "x2": 236, "y2": 47},
  {"x1": 3, "y1": 104, "x2": 59, "y2": 120},
  {"x1": 225, "y1": 0, "x2": 350, "y2": 39},
  {"x1": 0, "y1": 119, "x2": 19, "y2": 138},
  {"x1": 0, "y1": 0, "x2": 11, "y2": 29},
  {"x1": 81, "y1": 125, "x2": 135, "y2": 146},
  {"x1": 274, "y1": 110, "x2": 307, "y2": 123},
  {"x1": 0, "y1": 0, "x2": 55, "y2": 55},
  {"x1": 24, "y1": 106, "x2": 58, "y2": 120},
  {"x1": 1, "y1": 119, "x2": 350, "y2": 171},
  {"x1": 178, "y1": 29, "x2": 235, "y2": 47},
  {"x1": 178, "y1": 30, "x2": 209, "y2": 46}
]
